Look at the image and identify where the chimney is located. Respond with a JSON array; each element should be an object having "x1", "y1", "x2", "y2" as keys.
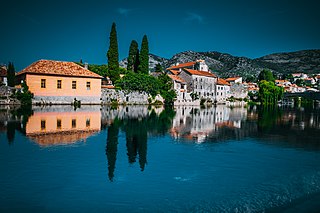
[{"x1": 84, "y1": 62, "x2": 88, "y2": 69}]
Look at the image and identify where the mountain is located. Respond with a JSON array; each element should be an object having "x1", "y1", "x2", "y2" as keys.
[
  {"x1": 119, "y1": 49, "x2": 320, "y2": 79},
  {"x1": 119, "y1": 53, "x2": 169, "y2": 71}
]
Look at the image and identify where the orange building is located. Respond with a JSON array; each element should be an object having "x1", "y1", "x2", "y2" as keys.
[
  {"x1": 16, "y1": 60, "x2": 102, "y2": 104},
  {"x1": 25, "y1": 109, "x2": 101, "y2": 146}
]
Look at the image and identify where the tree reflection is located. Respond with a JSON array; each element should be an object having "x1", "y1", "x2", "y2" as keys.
[
  {"x1": 106, "y1": 120, "x2": 119, "y2": 182},
  {"x1": 105, "y1": 107, "x2": 175, "y2": 181}
]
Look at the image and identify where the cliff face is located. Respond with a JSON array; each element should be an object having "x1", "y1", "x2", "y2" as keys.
[{"x1": 120, "y1": 49, "x2": 320, "y2": 79}]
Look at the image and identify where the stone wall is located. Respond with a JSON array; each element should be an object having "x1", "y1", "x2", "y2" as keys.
[
  {"x1": 32, "y1": 95, "x2": 100, "y2": 105},
  {"x1": 101, "y1": 89, "x2": 164, "y2": 105}
]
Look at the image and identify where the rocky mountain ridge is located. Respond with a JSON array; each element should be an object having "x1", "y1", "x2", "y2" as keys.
[{"x1": 119, "y1": 49, "x2": 320, "y2": 79}]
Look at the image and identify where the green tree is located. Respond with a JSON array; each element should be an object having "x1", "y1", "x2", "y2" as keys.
[
  {"x1": 258, "y1": 69, "x2": 275, "y2": 82},
  {"x1": 138, "y1": 35, "x2": 149, "y2": 74},
  {"x1": 157, "y1": 73, "x2": 176, "y2": 105},
  {"x1": 155, "y1": 63, "x2": 163, "y2": 73},
  {"x1": 133, "y1": 49, "x2": 140, "y2": 73},
  {"x1": 127, "y1": 40, "x2": 139, "y2": 72},
  {"x1": 107, "y1": 22, "x2": 120, "y2": 83},
  {"x1": 258, "y1": 80, "x2": 284, "y2": 105},
  {"x1": 7, "y1": 62, "x2": 16, "y2": 87},
  {"x1": 16, "y1": 81, "x2": 34, "y2": 105}
]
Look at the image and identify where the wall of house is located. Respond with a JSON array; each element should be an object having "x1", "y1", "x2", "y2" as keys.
[
  {"x1": 25, "y1": 74, "x2": 101, "y2": 104},
  {"x1": 191, "y1": 75, "x2": 216, "y2": 101},
  {"x1": 216, "y1": 85, "x2": 231, "y2": 103}
]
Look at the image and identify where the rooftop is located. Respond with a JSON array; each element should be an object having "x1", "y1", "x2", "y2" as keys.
[
  {"x1": 168, "y1": 74, "x2": 186, "y2": 83},
  {"x1": 167, "y1": 61, "x2": 197, "y2": 70},
  {"x1": 16, "y1": 59, "x2": 102, "y2": 78},
  {"x1": 184, "y1": 69, "x2": 216, "y2": 77},
  {"x1": 226, "y1": 77, "x2": 241, "y2": 82},
  {"x1": 217, "y1": 78, "x2": 230, "y2": 86},
  {"x1": 0, "y1": 66, "x2": 7, "y2": 77}
]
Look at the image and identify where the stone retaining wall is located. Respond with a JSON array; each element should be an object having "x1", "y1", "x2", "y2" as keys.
[{"x1": 32, "y1": 96, "x2": 101, "y2": 105}]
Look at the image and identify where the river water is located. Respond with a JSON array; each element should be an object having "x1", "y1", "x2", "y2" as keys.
[{"x1": 0, "y1": 105, "x2": 320, "y2": 212}]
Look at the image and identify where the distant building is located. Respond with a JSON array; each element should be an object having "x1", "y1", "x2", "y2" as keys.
[
  {"x1": 0, "y1": 66, "x2": 7, "y2": 86},
  {"x1": 16, "y1": 59, "x2": 103, "y2": 104},
  {"x1": 226, "y1": 77, "x2": 242, "y2": 84}
]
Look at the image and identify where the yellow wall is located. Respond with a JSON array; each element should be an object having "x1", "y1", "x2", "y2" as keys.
[
  {"x1": 25, "y1": 74, "x2": 101, "y2": 97},
  {"x1": 26, "y1": 111, "x2": 101, "y2": 135}
]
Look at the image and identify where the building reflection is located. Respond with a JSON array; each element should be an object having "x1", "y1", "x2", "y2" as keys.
[
  {"x1": 171, "y1": 105, "x2": 248, "y2": 143},
  {"x1": 25, "y1": 106, "x2": 101, "y2": 146}
]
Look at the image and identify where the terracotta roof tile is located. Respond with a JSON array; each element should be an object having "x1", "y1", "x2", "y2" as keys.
[
  {"x1": 168, "y1": 74, "x2": 186, "y2": 83},
  {"x1": 168, "y1": 70, "x2": 181, "y2": 75},
  {"x1": 16, "y1": 59, "x2": 102, "y2": 78},
  {"x1": 167, "y1": 61, "x2": 197, "y2": 70},
  {"x1": 226, "y1": 77, "x2": 241, "y2": 82},
  {"x1": 217, "y1": 78, "x2": 230, "y2": 85},
  {"x1": 184, "y1": 69, "x2": 216, "y2": 77}
]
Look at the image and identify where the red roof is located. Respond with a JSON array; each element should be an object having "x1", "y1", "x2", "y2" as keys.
[
  {"x1": 183, "y1": 69, "x2": 216, "y2": 77},
  {"x1": 168, "y1": 74, "x2": 186, "y2": 83},
  {"x1": 16, "y1": 60, "x2": 102, "y2": 78},
  {"x1": 168, "y1": 70, "x2": 181, "y2": 75},
  {"x1": 217, "y1": 78, "x2": 230, "y2": 86},
  {"x1": 167, "y1": 61, "x2": 197, "y2": 70},
  {"x1": 0, "y1": 66, "x2": 7, "y2": 77},
  {"x1": 226, "y1": 77, "x2": 241, "y2": 82},
  {"x1": 102, "y1": 85, "x2": 115, "y2": 89}
]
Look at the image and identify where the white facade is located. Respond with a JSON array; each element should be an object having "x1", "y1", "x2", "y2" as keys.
[{"x1": 216, "y1": 84, "x2": 231, "y2": 103}]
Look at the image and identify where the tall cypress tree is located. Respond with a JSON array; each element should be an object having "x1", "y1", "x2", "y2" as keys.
[
  {"x1": 107, "y1": 22, "x2": 120, "y2": 83},
  {"x1": 134, "y1": 49, "x2": 140, "y2": 73},
  {"x1": 127, "y1": 40, "x2": 138, "y2": 72},
  {"x1": 7, "y1": 62, "x2": 15, "y2": 87},
  {"x1": 138, "y1": 35, "x2": 149, "y2": 74}
]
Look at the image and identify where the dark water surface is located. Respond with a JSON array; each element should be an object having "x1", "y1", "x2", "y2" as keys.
[{"x1": 1, "y1": 105, "x2": 320, "y2": 212}]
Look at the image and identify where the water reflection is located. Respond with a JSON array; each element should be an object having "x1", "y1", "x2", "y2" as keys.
[
  {"x1": 103, "y1": 106, "x2": 175, "y2": 181},
  {"x1": 25, "y1": 106, "x2": 101, "y2": 146}
]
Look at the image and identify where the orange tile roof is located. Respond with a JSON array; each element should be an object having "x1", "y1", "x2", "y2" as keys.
[
  {"x1": 226, "y1": 77, "x2": 241, "y2": 82},
  {"x1": 167, "y1": 61, "x2": 197, "y2": 70},
  {"x1": 102, "y1": 85, "x2": 115, "y2": 89},
  {"x1": 217, "y1": 78, "x2": 230, "y2": 85},
  {"x1": 16, "y1": 59, "x2": 102, "y2": 78},
  {"x1": 184, "y1": 69, "x2": 216, "y2": 77},
  {"x1": 168, "y1": 70, "x2": 181, "y2": 75},
  {"x1": 0, "y1": 66, "x2": 7, "y2": 77},
  {"x1": 168, "y1": 74, "x2": 186, "y2": 83}
]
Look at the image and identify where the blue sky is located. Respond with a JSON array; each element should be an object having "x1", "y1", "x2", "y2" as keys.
[{"x1": 1, "y1": 0, "x2": 319, "y2": 70}]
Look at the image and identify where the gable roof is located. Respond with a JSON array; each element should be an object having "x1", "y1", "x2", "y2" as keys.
[
  {"x1": 0, "y1": 66, "x2": 7, "y2": 77},
  {"x1": 183, "y1": 69, "x2": 216, "y2": 78},
  {"x1": 168, "y1": 69, "x2": 181, "y2": 75},
  {"x1": 167, "y1": 61, "x2": 197, "y2": 70},
  {"x1": 16, "y1": 60, "x2": 102, "y2": 78},
  {"x1": 168, "y1": 74, "x2": 186, "y2": 83},
  {"x1": 217, "y1": 78, "x2": 230, "y2": 86}
]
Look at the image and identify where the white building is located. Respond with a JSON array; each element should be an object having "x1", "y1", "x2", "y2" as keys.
[
  {"x1": 216, "y1": 78, "x2": 231, "y2": 103},
  {"x1": 0, "y1": 66, "x2": 8, "y2": 86}
]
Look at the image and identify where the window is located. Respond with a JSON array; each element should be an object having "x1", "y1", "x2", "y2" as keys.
[
  {"x1": 72, "y1": 81, "x2": 77, "y2": 89},
  {"x1": 57, "y1": 119, "x2": 62, "y2": 129},
  {"x1": 86, "y1": 81, "x2": 91, "y2": 90},
  {"x1": 86, "y1": 118, "x2": 90, "y2": 127},
  {"x1": 57, "y1": 80, "x2": 62, "y2": 89},
  {"x1": 41, "y1": 79, "x2": 46, "y2": 88},
  {"x1": 72, "y1": 119, "x2": 76, "y2": 128},
  {"x1": 41, "y1": 120, "x2": 46, "y2": 130}
]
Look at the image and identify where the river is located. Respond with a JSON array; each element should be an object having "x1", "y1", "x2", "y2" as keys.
[{"x1": 1, "y1": 105, "x2": 320, "y2": 212}]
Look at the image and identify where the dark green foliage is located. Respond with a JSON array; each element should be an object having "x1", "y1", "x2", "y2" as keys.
[
  {"x1": 295, "y1": 79, "x2": 305, "y2": 87},
  {"x1": 7, "y1": 62, "x2": 16, "y2": 87},
  {"x1": 258, "y1": 69, "x2": 275, "y2": 82},
  {"x1": 106, "y1": 120, "x2": 120, "y2": 182},
  {"x1": 157, "y1": 73, "x2": 176, "y2": 105},
  {"x1": 245, "y1": 75, "x2": 257, "y2": 83},
  {"x1": 155, "y1": 63, "x2": 163, "y2": 73},
  {"x1": 88, "y1": 64, "x2": 109, "y2": 77},
  {"x1": 258, "y1": 80, "x2": 284, "y2": 105},
  {"x1": 107, "y1": 22, "x2": 120, "y2": 83},
  {"x1": 115, "y1": 72, "x2": 159, "y2": 97},
  {"x1": 15, "y1": 81, "x2": 33, "y2": 105},
  {"x1": 138, "y1": 35, "x2": 149, "y2": 74},
  {"x1": 127, "y1": 40, "x2": 139, "y2": 72},
  {"x1": 134, "y1": 49, "x2": 140, "y2": 73}
]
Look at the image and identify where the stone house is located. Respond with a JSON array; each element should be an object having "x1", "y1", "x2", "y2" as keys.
[
  {"x1": 216, "y1": 78, "x2": 231, "y2": 103},
  {"x1": 0, "y1": 66, "x2": 7, "y2": 86},
  {"x1": 226, "y1": 77, "x2": 242, "y2": 84},
  {"x1": 168, "y1": 74, "x2": 195, "y2": 105},
  {"x1": 16, "y1": 59, "x2": 102, "y2": 104}
]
